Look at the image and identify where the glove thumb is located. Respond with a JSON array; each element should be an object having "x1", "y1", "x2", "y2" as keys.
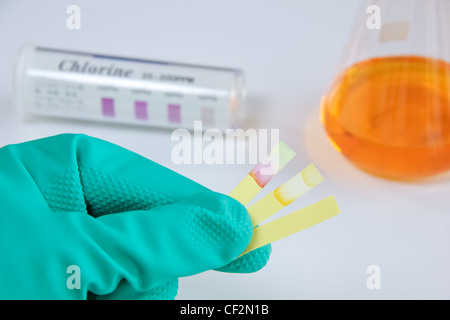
[{"x1": 59, "y1": 190, "x2": 253, "y2": 298}]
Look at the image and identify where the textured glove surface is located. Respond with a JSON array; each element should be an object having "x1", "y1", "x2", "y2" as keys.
[{"x1": 0, "y1": 134, "x2": 270, "y2": 299}]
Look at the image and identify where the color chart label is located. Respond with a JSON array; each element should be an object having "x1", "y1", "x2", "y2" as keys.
[{"x1": 25, "y1": 46, "x2": 244, "y2": 130}]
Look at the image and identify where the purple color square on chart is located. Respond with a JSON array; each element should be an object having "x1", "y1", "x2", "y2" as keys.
[
  {"x1": 135, "y1": 101, "x2": 148, "y2": 120},
  {"x1": 101, "y1": 98, "x2": 115, "y2": 117},
  {"x1": 168, "y1": 104, "x2": 181, "y2": 123},
  {"x1": 202, "y1": 107, "x2": 215, "y2": 126}
]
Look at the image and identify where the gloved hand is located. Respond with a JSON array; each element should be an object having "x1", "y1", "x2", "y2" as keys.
[{"x1": 0, "y1": 134, "x2": 270, "y2": 300}]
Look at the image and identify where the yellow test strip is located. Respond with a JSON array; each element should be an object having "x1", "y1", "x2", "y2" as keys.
[
  {"x1": 229, "y1": 141, "x2": 296, "y2": 206},
  {"x1": 240, "y1": 196, "x2": 340, "y2": 256},
  {"x1": 247, "y1": 164, "x2": 324, "y2": 227},
  {"x1": 228, "y1": 174, "x2": 262, "y2": 206}
]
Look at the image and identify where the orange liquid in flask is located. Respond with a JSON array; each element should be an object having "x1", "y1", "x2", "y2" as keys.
[{"x1": 321, "y1": 56, "x2": 450, "y2": 179}]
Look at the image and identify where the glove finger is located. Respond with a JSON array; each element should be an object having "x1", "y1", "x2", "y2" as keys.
[
  {"x1": 214, "y1": 244, "x2": 272, "y2": 273},
  {"x1": 95, "y1": 279, "x2": 179, "y2": 300},
  {"x1": 53, "y1": 190, "x2": 252, "y2": 297},
  {"x1": 5, "y1": 134, "x2": 207, "y2": 217}
]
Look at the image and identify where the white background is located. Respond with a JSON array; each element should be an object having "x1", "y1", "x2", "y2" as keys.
[{"x1": 1, "y1": 0, "x2": 449, "y2": 299}]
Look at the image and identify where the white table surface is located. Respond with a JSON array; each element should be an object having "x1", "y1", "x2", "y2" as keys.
[{"x1": 1, "y1": 0, "x2": 449, "y2": 299}]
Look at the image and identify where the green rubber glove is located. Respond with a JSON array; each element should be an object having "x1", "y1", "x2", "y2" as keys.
[{"x1": 0, "y1": 134, "x2": 270, "y2": 300}]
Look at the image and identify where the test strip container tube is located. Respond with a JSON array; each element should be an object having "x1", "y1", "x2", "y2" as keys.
[{"x1": 14, "y1": 45, "x2": 245, "y2": 130}]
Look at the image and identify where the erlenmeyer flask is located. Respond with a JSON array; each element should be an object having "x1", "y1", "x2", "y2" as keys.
[{"x1": 321, "y1": 0, "x2": 450, "y2": 179}]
